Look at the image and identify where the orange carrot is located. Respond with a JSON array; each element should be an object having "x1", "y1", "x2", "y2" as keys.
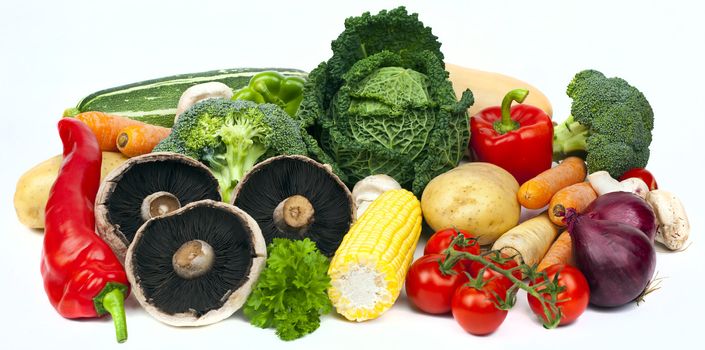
[
  {"x1": 116, "y1": 125, "x2": 172, "y2": 157},
  {"x1": 537, "y1": 231, "x2": 573, "y2": 271},
  {"x1": 517, "y1": 157, "x2": 587, "y2": 209},
  {"x1": 72, "y1": 111, "x2": 145, "y2": 151},
  {"x1": 548, "y1": 182, "x2": 598, "y2": 226}
]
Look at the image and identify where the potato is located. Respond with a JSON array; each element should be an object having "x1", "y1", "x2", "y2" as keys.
[
  {"x1": 14, "y1": 152, "x2": 128, "y2": 229},
  {"x1": 421, "y1": 162, "x2": 520, "y2": 245}
]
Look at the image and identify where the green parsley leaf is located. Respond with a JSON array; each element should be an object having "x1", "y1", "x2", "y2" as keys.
[{"x1": 243, "y1": 238, "x2": 332, "y2": 341}]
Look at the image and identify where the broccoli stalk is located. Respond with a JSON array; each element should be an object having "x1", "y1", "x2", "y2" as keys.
[
  {"x1": 203, "y1": 116, "x2": 269, "y2": 203},
  {"x1": 552, "y1": 115, "x2": 589, "y2": 161}
]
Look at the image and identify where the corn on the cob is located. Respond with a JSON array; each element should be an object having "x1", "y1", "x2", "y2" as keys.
[{"x1": 328, "y1": 189, "x2": 422, "y2": 321}]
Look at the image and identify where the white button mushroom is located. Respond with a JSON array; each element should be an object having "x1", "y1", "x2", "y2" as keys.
[
  {"x1": 175, "y1": 82, "x2": 234, "y2": 123},
  {"x1": 587, "y1": 170, "x2": 649, "y2": 198},
  {"x1": 351, "y1": 174, "x2": 401, "y2": 219},
  {"x1": 645, "y1": 190, "x2": 690, "y2": 250}
]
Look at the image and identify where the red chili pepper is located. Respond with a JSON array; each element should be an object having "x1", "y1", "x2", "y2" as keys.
[
  {"x1": 41, "y1": 118, "x2": 130, "y2": 343},
  {"x1": 470, "y1": 89, "x2": 554, "y2": 184}
]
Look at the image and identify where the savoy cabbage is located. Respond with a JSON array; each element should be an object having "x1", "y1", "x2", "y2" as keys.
[{"x1": 296, "y1": 7, "x2": 473, "y2": 194}]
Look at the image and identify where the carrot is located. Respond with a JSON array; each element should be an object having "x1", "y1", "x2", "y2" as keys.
[
  {"x1": 72, "y1": 111, "x2": 144, "y2": 151},
  {"x1": 517, "y1": 157, "x2": 587, "y2": 209},
  {"x1": 548, "y1": 182, "x2": 598, "y2": 226},
  {"x1": 537, "y1": 231, "x2": 573, "y2": 271},
  {"x1": 116, "y1": 124, "x2": 172, "y2": 157}
]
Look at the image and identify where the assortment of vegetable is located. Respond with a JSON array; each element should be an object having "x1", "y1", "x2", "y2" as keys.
[{"x1": 11, "y1": 5, "x2": 693, "y2": 344}]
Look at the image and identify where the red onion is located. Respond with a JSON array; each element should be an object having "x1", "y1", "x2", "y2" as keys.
[
  {"x1": 566, "y1": 209, "x2": 656, "y2": 307},
  {"x1": 583, "y1": 192, "x2": 657, "y2": 241}
]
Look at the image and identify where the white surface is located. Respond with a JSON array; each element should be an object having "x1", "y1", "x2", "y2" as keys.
[{"x1": 1, "y1": 0, "x2": 704, "y2": 349}]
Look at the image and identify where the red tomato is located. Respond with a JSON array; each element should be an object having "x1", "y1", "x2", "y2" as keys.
[
  {"x1": 406, "y1": 254, "x2": 469, "y2": 314},
  {"x1": 424, "y1": 228, "x2": 480, "y2": 256},
  {"x1": 451, "y1": 282, "x2": 508, "y2": 335},
  {"x1": 469, "y1": 253, "x2": 522, "y2": 292},
  {"x1": 527, "y1": 264, "x2": 590, "y2": 326},
  {"x1": 619, "y1": 168, "x2": 658, "y2": 190}
]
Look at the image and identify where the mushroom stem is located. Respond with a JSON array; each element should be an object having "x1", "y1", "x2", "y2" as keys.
[
  {"x1": 273, "y1": 195, "x2": 315, "y2": 234},
  {"x1": 172, "y1": 240, "x2": 215, "y2": 279},
  {"x1": 141, "y1": 192, "x2": 181, "y2": 221}
]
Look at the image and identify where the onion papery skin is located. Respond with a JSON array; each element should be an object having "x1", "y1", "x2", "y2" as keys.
[
  {"x1": 569, "y1": 214, "x2": 656, "y2": 307},
  {"x1": 583, "y1": 192, "x2": 657, "y2": 241}
]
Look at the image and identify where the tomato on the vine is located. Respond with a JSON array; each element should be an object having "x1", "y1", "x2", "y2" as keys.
[
  {"x1": 424, "y1": 228, "x2": 480, "y2": 256},
  {"x1": 451, "y1": 281, "x2": 508, "y2": 335},
  {"x1": 527, "y1": 264, "x2": 589, "y2": 326},
  {"x1": 469, "y1": 253, "x2": 522, "y2": 292},
  {"x1": 406, "y1": 254, "x2": 469, "y2": 314}
]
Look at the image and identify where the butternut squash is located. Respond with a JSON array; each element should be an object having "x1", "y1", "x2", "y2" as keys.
[{"x1": 447, "y1": 63, "x2": 553, "y2": 117}]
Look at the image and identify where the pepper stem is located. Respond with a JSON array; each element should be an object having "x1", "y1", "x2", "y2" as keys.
[
  {"x1": 102, "y1": 288, "x2": 128, "y2": 343},
  {"x1": 494, "y1": 89, "x2": 529, "y2": 134}
]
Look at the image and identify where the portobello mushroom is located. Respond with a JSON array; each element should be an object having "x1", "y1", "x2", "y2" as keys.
[
  {"x1": 96, "y1": 152, "x2": 221, "y2": 263},
  {"x1": 125, "y1": 200, "x2": 266, "y2": 326},
  {"x1": 232, "y1": 155, "x2": 354, "y2": 256}
]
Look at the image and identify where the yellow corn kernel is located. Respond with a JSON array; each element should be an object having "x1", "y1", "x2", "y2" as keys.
[{"x1": 328, "y1": 189, "x2": 422, "y2": 321}]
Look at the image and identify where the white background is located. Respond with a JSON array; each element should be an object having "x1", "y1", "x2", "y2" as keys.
[{"x1": 1, "y1": 0, "x2": 704, "y2": 349}]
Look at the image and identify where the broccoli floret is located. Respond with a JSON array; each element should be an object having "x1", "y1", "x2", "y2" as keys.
[
  {"x1": 153, "y1": 99, "x2": 308, "y2": 202},
  {"x1": 552, "y1": 70, "x2": 654, "y2": 178}
]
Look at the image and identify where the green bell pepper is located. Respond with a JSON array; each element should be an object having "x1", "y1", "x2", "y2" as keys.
[{"x1": 232, "y1": 71, "x2": 305, "y2": 116}]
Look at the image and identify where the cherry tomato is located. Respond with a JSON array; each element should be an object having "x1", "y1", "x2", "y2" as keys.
[
  {"x1": 451, "y1": 281, "x2": 508, "y2": 335},
  {"x1": 619, "y1": 168, "x2": 658, "y2": 190},
  {"x1": 406, "y1": 254, "x2": 469, "y2": 314},
  {"x1": 527, "y1": 264, "x2": 590, "y2": 326},
  {"x1": 424, "y1": 228, "x2": 480, "y2": 256},
  {"x1": 469, "y1": 253, "x2": 522, "y2": 292}
]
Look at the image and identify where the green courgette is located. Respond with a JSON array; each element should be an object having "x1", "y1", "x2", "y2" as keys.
[{"x1": 65, "y1": 68, "x2": 307, "y2": 127}]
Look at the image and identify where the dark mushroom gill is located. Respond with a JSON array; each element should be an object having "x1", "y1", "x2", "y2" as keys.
[
  {"x1": 107, "y1": 159, "x2": 220, "y2": 244},
  {"x1": 132, "y1": 205, "x2": 254, "y2": 316},
  {"x1": 234, "y1": 157, "x2": 353, "y2": 256}
]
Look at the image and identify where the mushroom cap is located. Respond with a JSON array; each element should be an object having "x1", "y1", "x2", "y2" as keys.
[
  {"x1": 233, "y1": 155, "x2": 354, "y2": 256},
  {"x1": 125, "y1": 200, "x2": 266, "y2": 327},
  {"x1": 96, "y1": 152, "x2": 221, "y2": 263}
]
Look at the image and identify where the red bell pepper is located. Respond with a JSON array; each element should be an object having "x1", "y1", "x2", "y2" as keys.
[
  {"x1": 470, "y1": 89, "x2": 553, "y2": 184},
  {"x1": 41, "y1": 118, "x2": 130, "y2": 343}
]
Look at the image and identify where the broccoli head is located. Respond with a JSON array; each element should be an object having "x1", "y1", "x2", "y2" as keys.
[
  {"x1": 552, "y1": 70, "x2": 654, "y2": 178},
  {"x1": 153, "y1": 99, "x2": 308, "y2": 202}
]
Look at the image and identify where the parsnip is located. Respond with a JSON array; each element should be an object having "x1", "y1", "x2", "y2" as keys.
[{"x1": 491, "y1": 212, "x2": 560, "y2": 267}]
